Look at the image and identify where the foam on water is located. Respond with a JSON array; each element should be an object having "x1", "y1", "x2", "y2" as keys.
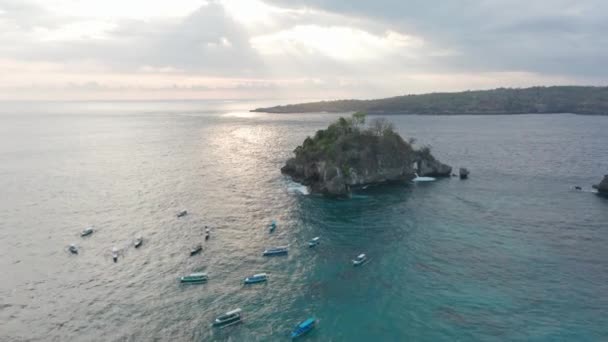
[{"x1": 286, "y1": 180, "x2": 310, "y2": 195}]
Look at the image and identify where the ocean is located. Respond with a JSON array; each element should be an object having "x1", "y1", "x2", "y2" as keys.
[{"x1": 1, "y1": 100, "x2": 607, "y2": 341}]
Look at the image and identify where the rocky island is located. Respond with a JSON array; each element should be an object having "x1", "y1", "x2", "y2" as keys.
[
  {"x1": 593, "y1": 175, "x2": 608, "y2": 195},
  {"x1": 281, "y1": 112, "x2": 451, "y2": 196}
]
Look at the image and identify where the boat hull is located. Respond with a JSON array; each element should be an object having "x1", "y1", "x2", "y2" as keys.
[
  {"x1": 263, "y1": 247, "x2": 288, "y2": 256},
  {"x1": 291, "y1": 319, "x2": 316, "y2": 339},
  {"x1": 190, "y1": 246, "x2": 202, "y2": 256},
  {"x1": 244, "y1": 278, "x2": 267, "y2": 284},
  {"x1": 180, "y1": 277, "x2": 208, "y2": 283},
  {"x1": 353, "y1": 259, "x2": 367, "y2": 266},
  {"x1": 213, "y1": 316, "x2": 241, "y2": 327},
  {"x1": 263, "y1": 250, "x2": 288, "y2": 256}
]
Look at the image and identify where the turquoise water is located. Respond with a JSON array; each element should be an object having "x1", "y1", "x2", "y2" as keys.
[{"x1": 0, "y1": 101, "x2": 607, "y2": 341}]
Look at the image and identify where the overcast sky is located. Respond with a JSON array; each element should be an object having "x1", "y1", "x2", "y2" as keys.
[{"x1": 0, "y1": 0, "x2": 606, "y2": 100}]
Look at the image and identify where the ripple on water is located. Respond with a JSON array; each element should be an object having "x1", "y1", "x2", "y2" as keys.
[{"x1": 1, "y1": 109, "x2": 608, "y2": 341}]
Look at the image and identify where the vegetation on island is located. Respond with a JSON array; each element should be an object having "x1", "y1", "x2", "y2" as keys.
[
  {"x1": 254, "y1": 86, "x2": 608, "y2": 115},
  {"x1": 282, "y1": 112, "x2": 451, "y2": 196}
]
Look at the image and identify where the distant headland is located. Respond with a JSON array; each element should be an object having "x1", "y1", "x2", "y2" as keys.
[{"x1": 252, "y1": 86, "x2": 608, "y2": 115}]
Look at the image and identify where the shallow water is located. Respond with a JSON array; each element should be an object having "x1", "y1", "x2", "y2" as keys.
[{"x1": 1, "y1": 101, "x2": 607, "y2": 341}]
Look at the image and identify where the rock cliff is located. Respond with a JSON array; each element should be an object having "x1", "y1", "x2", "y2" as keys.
[{"x1": 593, "y1": 175, "x2": 608, "y2": 195}]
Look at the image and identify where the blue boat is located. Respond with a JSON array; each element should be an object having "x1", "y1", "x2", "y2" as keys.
[
  {"x1": 263, "y1": 246, "x2": 288, "y2": 256},
  {"x1": 308, "y1": 236, "x2": 320, "y2": 247},
  {"x1": 269, "y1": 220, "x2": 277, "y2": 233},
  {"x1": 290, "y1": 318, "x2": 316, "y2": 339},
  {"x1": 244, "y1": 273, "x2": 268, "y2": 284}
]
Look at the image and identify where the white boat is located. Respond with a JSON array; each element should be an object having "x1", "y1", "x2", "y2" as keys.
[
  {"x1": 134, "y1": 236, "x2": 143, "y2": 248},
  {"x1": 308, "y1": 237, "x2": 320, "y2": 247},
  {"x1": 352, "y1": 253, "x2": 368, "y2": 266},
  {"x1": 412, "y1": 172, "x2": 436, "y2": 182},
  {"x1": 263, "y1": 246, "x2": 288, "y2": 256},
  {"x1": 81, "y1": 227, "x2": 94, "y2": 237},
  {"x1": 190, "y1": 244, "x2": 203, "y2": 256},
  {"x1": 112, "y1": 247, "x2": 119, "y2": 263},
  {"x1": 213, "y1": 308, "x2": 242, "y2": 327},
  {"x1": 68, "y1": 244, "x2": 78, "y2": 254},
  {"x1": 244, "y1": 273, "x2": 268, "y2": 284}
]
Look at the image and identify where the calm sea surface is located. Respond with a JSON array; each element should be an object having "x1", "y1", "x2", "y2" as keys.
[{"x1": 1, "y1": 101, "x2": 607, "y2": 341}]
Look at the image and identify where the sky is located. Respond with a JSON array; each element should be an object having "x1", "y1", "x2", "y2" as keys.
[{"x1": 0, "y1": 0, "x2": 606, "y2": 101}]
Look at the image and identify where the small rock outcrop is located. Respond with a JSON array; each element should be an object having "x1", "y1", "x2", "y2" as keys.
[
  {"x1": 459, "y1": 168, "x2": 470, "y2": 179},
  {"x1": 593, "y1": 175, "x2": 608, "y2": 194},
  {"x1": 281, "y1": 113, "x2": 452, "y2": 196}
]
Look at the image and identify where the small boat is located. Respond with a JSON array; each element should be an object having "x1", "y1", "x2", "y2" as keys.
[
  {"x1": 177, "y1": 210, "x2": 188, "y2": 218},
  {"x1": 244, "y1": 273, "x2": 268, "y2": 284},
  {"x1": 180, "y1": 272, "x2": 208, "y2": 283},
  {"x1": 112, "y1": 247, "x2": 119, "y2": 263},
  {"x1": 290, "y1": 318, "x2": 316, "y2": 339},
  {"x1": 205, "y1": 227, "x2": 210, "y2": 240},
  {"x1": 190, "y1": 244, "x2": 203, "y2": 256},
  {"x1": 412, "y1": 172, "x2": 436, "y2": 182},
  {"x1": 308, "y1": 237, "x2": 320, "y2": 247},
  {"x1": 269, "y1": 220, "x2": 277, "y2": 233},
  {"x1": 213, "y1": 308, "x2": 242, "y2": 327},
  {"x1": 134, "y1": 236, "x2": 143, "y2": 248},
  {"x1": 352, "y1": 253, "x2": 368, "y2": 266},
  {"x1": 80, "y1": 227, "x2": 94, "y2": 237},
  {"x1": 68, "y1": 244, "x2": 78, "y2": 254},
  {"x1": 263, "y1": 246, "x2": 288, "y2": 256}
]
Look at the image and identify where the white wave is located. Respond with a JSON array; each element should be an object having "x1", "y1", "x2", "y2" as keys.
[{"x1": 287, "y1": 181, "x2": 310, "y2": 195}]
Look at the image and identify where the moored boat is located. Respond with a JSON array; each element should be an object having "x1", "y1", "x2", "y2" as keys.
[
  {"x1": 81, "y1": 227, "x2": 94, "y2": 237},
  {"x1": 134, "y1": 236, "x2": 143, "y2": 248},
  {"x1": 213, "y1": 308, "x2": 242, "y2": 327},
  {"x1": 308, "y1": 237, "x2": 320, "y2": 247},
  {"x1": 68, "y1": 244, "x2": 78, "y2": 254},
  {"x1": 112, "y1": 247, "x2": 119, "y2": 263},
  {"x1": 177, "y1": 210, "x2": 188, "y2": 217},
  {"x1": 180, "y1": 272, "x2": 208, "y2": 283},
  {"x1": 352, "y1": 253, "x2": 368, "y2": 266},
  {"x1": 244, "y1": 273, "x2": 268, "y2": 284},
  {"x1": 262, "y1": 246, "x2": 288, "y2": 256},
  {"x1": 412, "y1": 172, "x2": 436, "y2": 182},
  {"x1": 290, "y1": 318, "x2": 316, "y2": 339},
  {"x1": 190, "y1": 244, "x2": 203, "y2": 256}
]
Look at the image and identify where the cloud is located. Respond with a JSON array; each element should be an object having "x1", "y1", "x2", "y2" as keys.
[
  {"x1": 264, "y1": 0, "x2": 608, "y2": 77},
  {"x1": 0, "y1": 0, "x2": 606, "y2": 100}
]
